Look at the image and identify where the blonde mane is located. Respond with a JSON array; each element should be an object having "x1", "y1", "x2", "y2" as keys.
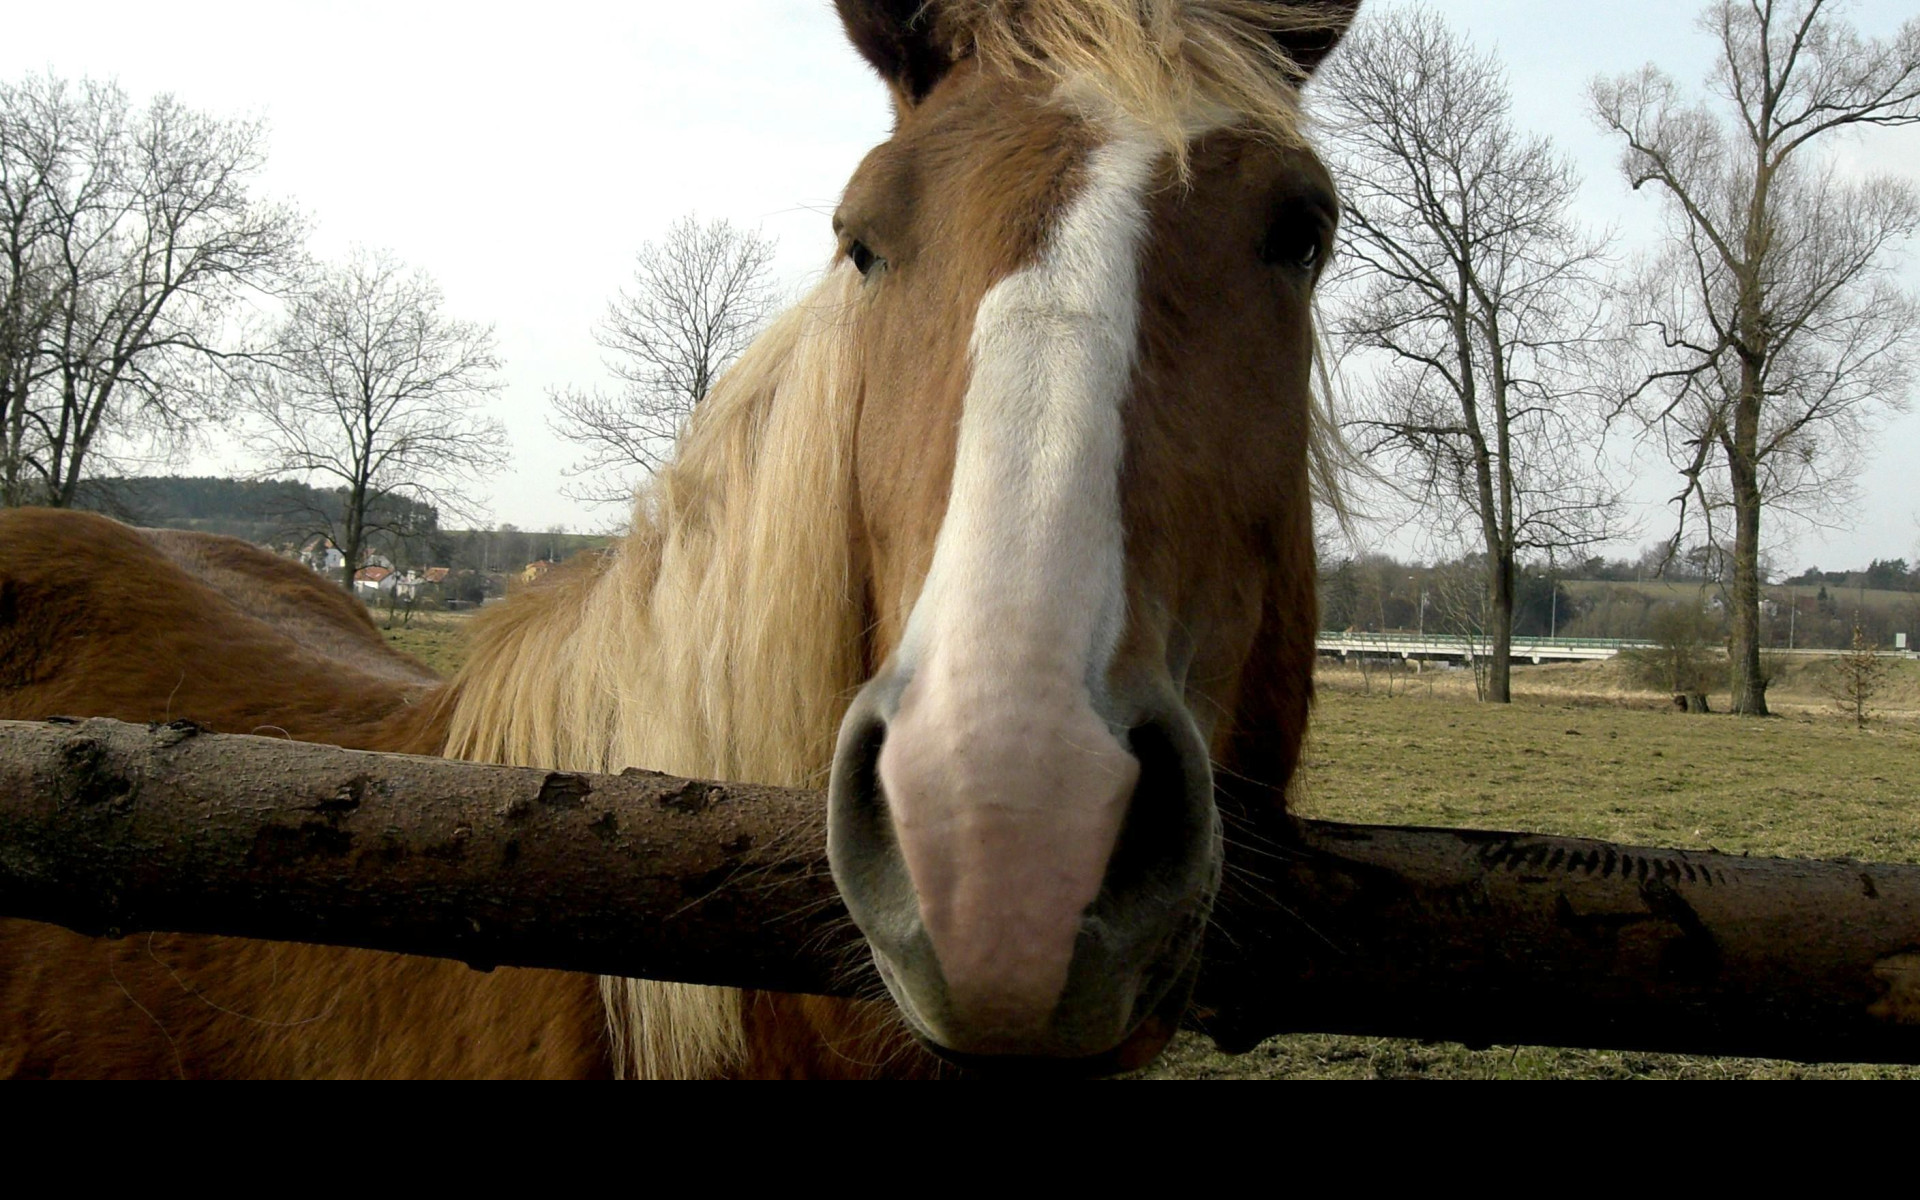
[
  {"x1": 443, "y1": 269, "x2": 867, "y2": 1078},
  {"x1": 437, "y1": 1, "x2": 1350, "y2": 1080}
]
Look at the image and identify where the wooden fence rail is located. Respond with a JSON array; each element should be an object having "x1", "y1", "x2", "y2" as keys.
[{"x1": 1, "y1": 717, "x2": 1916, "y2": 1063}]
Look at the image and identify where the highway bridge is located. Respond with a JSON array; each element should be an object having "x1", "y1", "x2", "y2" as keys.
[
  {"x1": 1316, "y1": 633, "x2": 1918, "y2": 665},
  {"x1": 1316, "y1": 633, "x2": 1648, "y2": 664}
]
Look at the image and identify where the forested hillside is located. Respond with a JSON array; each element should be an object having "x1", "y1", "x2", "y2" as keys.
[
  {"x1": 71, "y1": 476, "x2": 606, "y2": 575},
  {"x1": 72, "y1": 477, "x2": 438, "y2": 549}
]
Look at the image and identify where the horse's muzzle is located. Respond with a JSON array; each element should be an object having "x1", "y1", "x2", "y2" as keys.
[{"x1": 826, "y1": 670, "x2": 1220, "y2": 1067}]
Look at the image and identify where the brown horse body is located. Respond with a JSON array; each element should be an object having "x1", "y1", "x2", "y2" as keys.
[
  {"x1": 0, "y1": 510, "x2": 597, "y2": 1078},
  {"x1": 0, "y1": 510, "x2": 914, "y2": 1078},
  {"x1": 0, "y1": 0, "x2": 1357, "y2": 1077}
]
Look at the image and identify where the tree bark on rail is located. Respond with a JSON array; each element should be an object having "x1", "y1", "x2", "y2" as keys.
[{"x1": 1, "y1": 717, "x2": 1917, "y2": 1064}]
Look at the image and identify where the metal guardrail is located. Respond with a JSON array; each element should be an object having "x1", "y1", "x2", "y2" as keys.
[
  {"x1": 1318, "y1": 632, "x2": 1651, "y2": 649},
  {"x1": 1316, "y1": 632, "x2": 1918, "y2": 662},
  {"x1": 1315, "y1": 632, "x2": 1636, "y2": 663}
]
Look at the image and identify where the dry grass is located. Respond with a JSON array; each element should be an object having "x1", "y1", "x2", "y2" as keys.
[
  {"x1": 1142, "y1": 1029, "x2": 1920, "y2": 1079},
  {"x1": 373, "y1": 609, "x2": 475, "y2": 676},
  {"x1": 1304, "y1": 660, "x2": 1920, "y2": 854},
  {"x1": 1347, "y1": 654, "x2": 1920, "y2": 724},
  {"x1": 379, "y1": 617, "x2": 1920, "y2": 1078}
]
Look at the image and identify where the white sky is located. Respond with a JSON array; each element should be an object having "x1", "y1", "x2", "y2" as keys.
[{"x1": 5, "y1": 1, "x2": 1917, "y2": 572}]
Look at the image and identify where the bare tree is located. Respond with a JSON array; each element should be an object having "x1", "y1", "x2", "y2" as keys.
[
  {"x1": 242, "y1": 248, "x2": 507, "y2": 593},
  {"x1": 1427, "y1": 557, "x2": 1496, "y2": 702},
  {"x1": 1316, "y1": 8, "x2": 1624, "y2": 704},
  {"x1": 1594, "y1": 0, "x2": 1920, "y2": 716},
  {"x1": 549, "y1": 214, "x2": 776, "y2": 506},
  {"x1": 0, "y1": 78, "x2": 70, "y2": 507},
  {"x1": 0, "y1": 74, "x2": 302, "y2": 508}
]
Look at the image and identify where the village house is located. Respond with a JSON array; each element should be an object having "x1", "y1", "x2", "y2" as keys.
[
  {"x1": 298, "y1": 536, "x2": 400, "y2": 578},
  {"x1": 299, "y1": 536, "x2": 345, "y2": 575},
  {"x1": 352, "y1": 565, "x2": 396, "y2": 599}
]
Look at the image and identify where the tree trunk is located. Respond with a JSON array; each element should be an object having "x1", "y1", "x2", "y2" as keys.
[
  {"x1": 1724, "y1": 134, "x2": 1774, "y2": 719},
  {"x1": 1, "y1": 392, "x2": 23, "y2": 507},
  {"x1": 1487, "y1": 550, "x2": 1514, "y2": 704},
  {"x1": 1728, "y1": 363, "x2": 1769, "y2": 716},
  {"x1": 1487, "y1": 328, "x2": 1517, "y2": 706},
  {"x1": 1, "y1": 357, "x2": 26, "y2": 506},
  {"x1": 339, "y1": 530, "x2": 361, "y2": 595}
]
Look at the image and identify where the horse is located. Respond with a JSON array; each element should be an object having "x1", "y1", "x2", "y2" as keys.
[{"x1": 0, "y1": 0, "x2": 1355, "y2": 1078}]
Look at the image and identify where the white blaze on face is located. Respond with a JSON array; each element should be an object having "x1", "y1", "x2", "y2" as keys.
[{"x1": 876, "y1": 121, "x2": 1163, "y2": 1045}]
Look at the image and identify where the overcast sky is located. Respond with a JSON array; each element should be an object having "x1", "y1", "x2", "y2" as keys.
[{"x1": 5, "y1": 1, "x2": 1916, "y2": 571}]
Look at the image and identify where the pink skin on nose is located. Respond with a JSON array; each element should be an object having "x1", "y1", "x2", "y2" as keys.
[{"x1": 877, "y1": 656, "x2": 1139, "y2": 1045}]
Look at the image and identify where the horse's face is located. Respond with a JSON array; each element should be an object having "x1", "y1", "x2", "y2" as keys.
[{"x1": 826, "y1": 0, "x2": 1349, "y2": 1070}]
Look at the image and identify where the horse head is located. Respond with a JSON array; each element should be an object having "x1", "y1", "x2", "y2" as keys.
[{"x1": 824, "y1": 0, "x2": 1355, "y2": 1070}]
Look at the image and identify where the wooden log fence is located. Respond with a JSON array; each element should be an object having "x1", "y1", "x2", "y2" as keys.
[{"x1": 1, "y1": 717, "x2": 1916, "y2": 1064}]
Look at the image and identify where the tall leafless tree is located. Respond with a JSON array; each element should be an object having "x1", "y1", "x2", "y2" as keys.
[
  {"x1": 1316, "y1": 7, "x2": 1624, "y2": 703},
  {"x1": 0, "y1": 74, "x2": 303, "y2": 508},
  {"x1": 242, "y1": 249, "x2": 507, "y2": 593},
  {"x1": 1594, "y1": 0, "x2": 1920, "y2": 715},
  {"x1": 548, "y1": 214, "x2": 776, "y2": 506}
]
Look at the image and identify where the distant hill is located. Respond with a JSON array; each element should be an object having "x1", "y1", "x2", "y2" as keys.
[
  {"x1": 72, "y1": 476, "x2": 439, "y2": 550},
  {"x1": 1560, "y1": 576, "x2": 1920, "y2": 651},
  {"x1": 70, "y1": 475, "x2": 608, "y2": 575},
  {"x1": 1563, "y1": 578, "x2": 1920, "y2": 610}
]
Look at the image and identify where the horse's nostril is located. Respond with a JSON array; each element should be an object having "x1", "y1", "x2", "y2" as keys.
[
  {"x1": 1104, "y1": 716, "x2": 1217, "y2": 898},
  {"x1": 827, "y1": 702, "x2": 919, "y2": 928},
  {"x1": 836, "y1": 710, "x2": 888, "y2": 832}
]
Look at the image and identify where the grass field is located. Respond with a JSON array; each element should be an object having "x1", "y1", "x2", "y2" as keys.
[
  {"x1": 379, "y1": 614, "x2": 1920, "y2": 1079},
  {"x1": 1143, "y1": 662, "x2": 1920, "y2": 1079},
  {"x1": 373, "y1": 611, "x2": 474, "y2": 676}
]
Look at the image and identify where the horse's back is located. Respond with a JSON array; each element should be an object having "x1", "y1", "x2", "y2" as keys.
[
  {"x1": 138, "y1": 525, "x2": 441, "y2": 689},
  {"x1": 0, "y1": 508, "x2": 433, "y2": 739},
  {"x1": 0, "y1": 508, "x2": 606, "y2": 1077}
]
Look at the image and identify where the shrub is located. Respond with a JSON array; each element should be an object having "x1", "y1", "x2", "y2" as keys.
[
  {"x1": 1620, "y1": 602, "x2": 1720, "y2": 703},
  {"x1": 1823, "y1": 626, "x2": 1887, "y2": 730}
]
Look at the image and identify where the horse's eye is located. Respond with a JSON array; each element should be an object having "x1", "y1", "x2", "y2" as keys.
[
  {"x1": 848, "y1": 240, "x2": 883, "y2": 277},
  {"x1": 1261, "y1": 222, "x2": 1321, "y2": 271}
]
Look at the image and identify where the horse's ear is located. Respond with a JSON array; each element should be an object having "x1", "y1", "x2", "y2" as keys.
[
  {"x1": 836, "y1": 0, "x2": 960, "y2": 106},
  {"x1": 1273, "y1": 0, "x2": 1361, "y2": 77}
]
